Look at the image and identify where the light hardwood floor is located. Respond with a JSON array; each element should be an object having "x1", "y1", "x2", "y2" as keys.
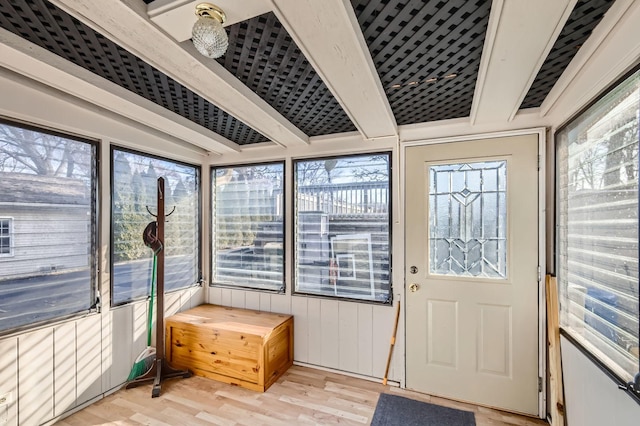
[{"x1": 56, "y1": 366, "x2": 549, "y2": 425}]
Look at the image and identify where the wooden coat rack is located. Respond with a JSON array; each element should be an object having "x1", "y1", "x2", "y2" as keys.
[{"x1": 126, "y1": 177, "x2": 191, "y2": 397}]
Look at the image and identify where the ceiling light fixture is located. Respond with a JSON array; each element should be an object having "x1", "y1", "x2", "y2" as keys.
[{"x1": 192, "y1": 3, "x2": 229, "y2": 59}]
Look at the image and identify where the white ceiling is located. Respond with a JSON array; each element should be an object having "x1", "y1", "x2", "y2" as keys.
[{"x1": 1, "y1": 0, "x2": 638, "y2": 156}]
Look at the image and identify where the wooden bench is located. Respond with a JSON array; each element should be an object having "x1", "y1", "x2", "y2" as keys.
[{"x1": 165, "y1": 304, "x2": 293, "y2": 392}]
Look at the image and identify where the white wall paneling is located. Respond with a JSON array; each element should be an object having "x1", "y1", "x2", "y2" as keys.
[
  {"x1": 54, "y1": 322, "x2": 77, "y2": 417},
  {"x1": 0, "y1": 338, "x2": 18, "y2": 426},
  {"x1": 561, "y1": 336, "x2": 639, "y2": 425},
  {"x1": 291, "y1": 297, "x2": 309, "y2": 363},
  {"x1": 76, "y1": 314, "x2": 103, "y2": 406},
  {"x1": 244, "y1": 291, "x2": 261, "y2": 311},
  {"x1": 230, "y1": 289, "x2": 246, "y2": 309},
  {"x1": 320, "y1": 300, "x2": 340, "y2": 370},
  {"x1": 338, "y1": 302, "x2": 359, "y2": 373},
  {"x1": 109, "y1": 306, "x2": 134, "y2": 388},
  {"x1": 356, "y1": 303, "x2": 374, "y2": 377},
  {"x1": 306, "y1": 297, "x2": 323, "y2": 367},
  {"x1": 18, "y1": 328, "x2": 55, "y2": 425}
]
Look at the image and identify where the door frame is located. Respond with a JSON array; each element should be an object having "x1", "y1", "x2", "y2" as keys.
[{"x1": 400, "y1": 127, "x2": 547, "y2": 418}]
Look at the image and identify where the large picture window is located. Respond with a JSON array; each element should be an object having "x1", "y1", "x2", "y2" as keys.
[
  {"x1": 211, "y1": 163, "x2": 284, "y2": 291},
  {"x1": 294, "y1": 153, "x2": 391, "y2": 303},
  {"x1": 111, "y1": 148, "x2": 200, "y2": 305},
  {"x1": 557, "y1": 68, "x2": 640, "y2": 383},
  {"x1": 0, "y1": 121, "x2": 97, "y2": 333}
]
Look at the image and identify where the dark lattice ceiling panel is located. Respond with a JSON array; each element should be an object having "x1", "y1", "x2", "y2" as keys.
[
  {"x1": 520, "y1": 0, "x2": 615, "y2": 109},
  {"x1": 217, "y1": 13, "x2": 356, "y2": 136},
  {"x1": 0, "y1": 0, "x2": 268, "y2": 145},
  {"x1": 351, "y1": 0, "x2": 491, "y2": 125}
]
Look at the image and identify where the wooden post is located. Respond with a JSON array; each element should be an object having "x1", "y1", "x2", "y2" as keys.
[
  {"x1": 382, "y1": 300, "x2": 401, "y2": 385},
  {"x1": 126, "y1": 177, "x2": 190, "y2": 397},
  {"x1": 546, "y1": 275, "x2": 565, "y2": 426}
]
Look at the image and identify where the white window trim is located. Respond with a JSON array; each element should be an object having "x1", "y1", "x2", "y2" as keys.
[{"x1": 0, "y1": 217, "x2": 13, "y2": 257}]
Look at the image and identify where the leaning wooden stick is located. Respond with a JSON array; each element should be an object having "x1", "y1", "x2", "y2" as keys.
[{"x1": 383, "y1": 300, "x2": 401, "y2": 385}]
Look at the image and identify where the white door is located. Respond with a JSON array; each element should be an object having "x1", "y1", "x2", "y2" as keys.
[{"x1": 405, "y1": 134, "x2": 539, "y2": 415}]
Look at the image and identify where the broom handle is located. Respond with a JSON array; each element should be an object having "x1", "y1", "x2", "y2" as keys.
[
  {"x1": 383, "y1": 300, "x2": 401, "y2": 385},
  {"x1": 147, "y1": 254, "x2": 156, "y2": 347}
]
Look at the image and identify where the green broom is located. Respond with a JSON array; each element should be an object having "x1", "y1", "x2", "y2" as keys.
[{"x1": 127, "y1": 254, "x2": 157, "y2": 381}]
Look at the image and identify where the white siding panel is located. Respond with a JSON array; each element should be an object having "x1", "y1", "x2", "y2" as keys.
[
  {"x1": 307, "y1": 298, "x2": 322, "y2": 366},
  {"x1": 562, "y1": 336, "x2": 640, "y2": 426},
  {"x1": 110, "y1": 306, "x2": 134, "y2": 387},
  {"x1": 372, "y1": 304, "x2": 393, "y2": 379},
  {"x1": 76, "y1": 315, "x2": 102, "y2": 406},
  {"x1": 188, "y1": 286, "x2": 205, "y2": 308},
  {"x1": 133, "y1": 301, "x2": 148, "y2": 354},
  {"x1": 291, "y1": 297, "x2": 308, "y2": 362},
  {"x1": 54, "y1": 322, "x2": 77, "y2": 417},
  {"x1": 357, "y1": 304, "x2": 374, "y2": 376},
  {"x1": 244, "y1": 291, "x2": 261, "y2": 311},
  {"x1": 338, "y1": 302, "x2": 359, "y2": 373},
  {"x1": 230, "y1": 289, "x2": 245, "y2": 308},
  {"x1": 259, "y1": 293, "x2": 271, "y2": 311},
  {"x1": 270, "y1": 294, "x2": 290, "y2": 314},
  {"x1": 100, "y1": 306, "x2": 113, "y2": 393},
  {"x1": 0, "y1": 337, "x2": 18, "y2": 426},
  {"x1": 208, "y1": 286, "x2": 222, "y2": 305},
  {"x1": 221, "y1": 288, "x2": 232, "y2": 306},
  {"x1": 320, "y1": 299, "x2": 340, "y2": 369},
  {"x1": 165, "y1": 291, "x2": 182, "y2": 317},
  {"x1": 18, "y1": 328, "x2": 54, "y2": 425}
]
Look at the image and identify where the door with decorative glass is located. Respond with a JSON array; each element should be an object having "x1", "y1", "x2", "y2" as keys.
[{"x1": 405, "y1": 134, "x2": 539, "y2": 415}]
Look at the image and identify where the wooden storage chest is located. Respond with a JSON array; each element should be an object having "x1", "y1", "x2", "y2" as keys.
[{"x1": 165, "y1": 304, "x2": 293, "y2": 392}]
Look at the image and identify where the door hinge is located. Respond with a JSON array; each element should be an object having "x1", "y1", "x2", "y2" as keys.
[
  {"x1": 538, "y1": 377, "x2": 543, "y2": 392},
  {"x1": 537, "y1": 265, "x2": 542, "y2": 282},
  {"x1": 537, "y1": 154, "x2": 541, "y2": 171}
]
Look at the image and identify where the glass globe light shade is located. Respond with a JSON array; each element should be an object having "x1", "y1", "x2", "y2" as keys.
[{"x1": 192, "y1": 15, "x2": 228, "y2": 59}]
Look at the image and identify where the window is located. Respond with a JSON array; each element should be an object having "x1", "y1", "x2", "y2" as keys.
[
  {"x1": 0, "y1": 218, "x2": 11, "y2": 256},
  {"x1": 429, "y1": 161, "x2": 507, "y2": 278},
  {"x1": 294, "y1": 153, "x2": 391, "y2": 303},
  {"x1": 0, "y1": 121, "x2": 97, "y2": 333},
  {"x1": 557, "y1": 68, "x2": 640, "y2": 384},
  {"x1": 211, "y1": 163, "x2": 284, "y2": 291},
  {"x1": 111, "y1": 148, "x2": 200, "y2": 305}
]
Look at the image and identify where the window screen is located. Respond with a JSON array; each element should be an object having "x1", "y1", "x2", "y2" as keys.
[
  {"x1": 111, "y1": 148, "x2": 200, "y2": 305},
  {"x1": 294, "y1": 153, "x2": 391, "y2": 303},
  {"x1": 211, "y1": 163, "x2": 284, "y2": 291},
  {"x1": 0, "y1": 121, "x2": 96, "y2": 333},
  {"x1": 557, "y1": 68, "x2": 640, "y2": 382}
]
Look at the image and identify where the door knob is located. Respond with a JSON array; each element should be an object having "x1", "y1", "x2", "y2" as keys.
[{"x1": 409, "y1": 283, "x2": 419, "y2": 292}]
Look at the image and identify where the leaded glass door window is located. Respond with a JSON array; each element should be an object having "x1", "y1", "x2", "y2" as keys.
[{"x1": 429, "y1": 160, "x2": 507, "y2": 278}]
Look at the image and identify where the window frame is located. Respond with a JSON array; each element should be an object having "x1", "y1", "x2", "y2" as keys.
[
  {"x1": 209, "y1": 160, "x2": 286, "y2": 293},
  {"x1": 292, "y1": 152, "x2": 393, "y2": 305},
  {"x1": 555, "y1": 64, "x2": 640, "y2": 404},
  {"x1": 0, "y1": 217, "x2": 13, "y2": 257},
  {"x1": 109, "y1": 145, "x2": 202, "y2": 307},
  {"x1": 0, "y1": 118, "x2": 99, "y2": 336}
]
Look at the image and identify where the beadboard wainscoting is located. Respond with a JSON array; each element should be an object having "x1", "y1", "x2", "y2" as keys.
[{"x1": 0, "y1": 286, "x2": 204, "y2": 426}]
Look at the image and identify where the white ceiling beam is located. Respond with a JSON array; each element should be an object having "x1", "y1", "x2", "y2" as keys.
[
  {"x1": 540, "y1": 0, "x2": 635, "y2": 121},
  {"x1": 0, "y1": 28, "x2": 238, "y2": 155},
  {"x1": 471, "y1": 0, "x2": 576, "y2": 125},
  {"x1": 271, "y1": 0, "x2": 398, "y2": 140},
  {"x1": 49, "y1": 0, "x2": 309, "y2": 147}
]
